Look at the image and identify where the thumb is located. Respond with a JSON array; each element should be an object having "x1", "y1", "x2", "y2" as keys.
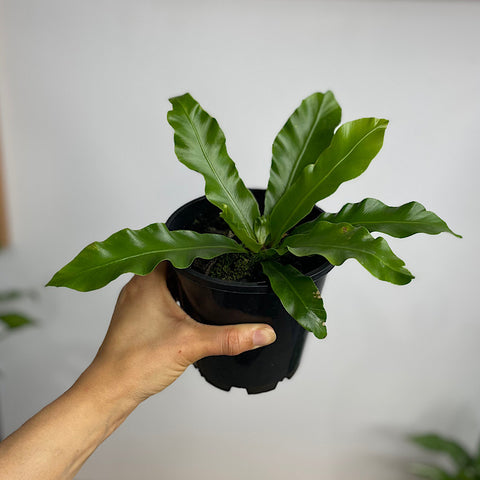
[{"x1": 190, "y1": 323, "x2": 277, "y2": 362}]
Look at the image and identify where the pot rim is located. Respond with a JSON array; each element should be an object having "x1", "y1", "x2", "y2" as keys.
[{"x1": 166, "y1": 190, "x2": 334, "y2": 293}]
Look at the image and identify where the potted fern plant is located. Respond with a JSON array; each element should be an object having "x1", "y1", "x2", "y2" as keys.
[{"x1": 47, "y1": 91, "x2": 460, "y2": 393}]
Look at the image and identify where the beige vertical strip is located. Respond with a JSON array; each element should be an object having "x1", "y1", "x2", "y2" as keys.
[{"x1": 0, "y1": 129, "x2": 9, "y2": 247}]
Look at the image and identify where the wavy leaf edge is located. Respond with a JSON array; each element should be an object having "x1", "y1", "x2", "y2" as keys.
[
  {"x1": 168, "y1": 93, "x2": 262, "y2": 251},
  {"x1": 316, "y1": 198, "x2": 462, "y2": 239},
  {"x1": 261, "y1": 261, "x2": 327, "y2": 339},
  {"x1": 264, "y1": 90, "x2": 342, "y2": 215},
  {"x1": 47, "y1": 223, "x2": 246, "y2": 291},
  {"x1": 283, "y1": 220, "x2": 414, "y2": 285},
  {"x1": 268, "y1": 117, "x2": 389, "y2": 245}
]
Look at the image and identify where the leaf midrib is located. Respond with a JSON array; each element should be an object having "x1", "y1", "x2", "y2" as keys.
[
  {"x1": 287, "y1": 238, "x2": 403, "y2": 269},
  {"x1": 268, "y1": 265, "x2": 311, "y2": 313},
  {"x1": 57, "y1": 243, "x2": 240, "y2": 279},
  {"x1": 273, "y1": 123, "x2": 385, "y2": 241},
  {"x1": 329, "y1": 218, "x2": 440, "y2": 227},
  {"x1": 281, "y1": 97, "x2": 338, "y2": 193},
  {"x1": 179, "y1": 102, "x2": 256, "y2": 241}
]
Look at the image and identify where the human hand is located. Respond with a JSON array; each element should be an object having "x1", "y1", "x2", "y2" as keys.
[
  {"x1": 80, "y1": 262, "x2": 276, "y2": 407},
  {"x1": 0, "y1": 262, "x2": 276, "y2": 480}
]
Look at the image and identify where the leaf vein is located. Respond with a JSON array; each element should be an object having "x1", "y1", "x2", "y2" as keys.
[
  {"x1": 178, "y1": 102, "x2": 255, "y2": 240},
  {"x1": 274, "y1": 123, "x2": 386, "y2": 242}
]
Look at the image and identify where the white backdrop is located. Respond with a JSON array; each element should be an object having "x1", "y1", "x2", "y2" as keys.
[{"x1": 0, "y1": 1, "x2": 479, "y2": 478}]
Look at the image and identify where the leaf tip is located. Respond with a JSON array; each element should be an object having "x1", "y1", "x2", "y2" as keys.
[
  {"x1": 402, "y1": 270, "x2": 415, "y2": 284},
  {"x1": 168, "y1": 92, "x2": 192, "y2": 105},
  {"x1": 314, "y1": 328, "x2": 328, "y2": 340},
  {"x1": 45, "y1": 274, "x2": 59, "y2": 288}
]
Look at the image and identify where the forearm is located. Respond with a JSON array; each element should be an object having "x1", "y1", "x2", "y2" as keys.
[
  {"x1": 0, "y1": 364, "x2": 138, "y2": 480},
  {"x1": 0, "y1": 266, "x2": 275, "y2": 479}
]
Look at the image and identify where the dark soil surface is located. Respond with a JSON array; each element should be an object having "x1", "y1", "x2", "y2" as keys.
[{"x1": 189, "y1": 211, "x2": 325, "y2": 283}]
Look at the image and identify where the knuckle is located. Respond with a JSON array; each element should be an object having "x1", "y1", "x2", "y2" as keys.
[{"x1": 222, "y1": 327, "x2": 243, "y2": 356}]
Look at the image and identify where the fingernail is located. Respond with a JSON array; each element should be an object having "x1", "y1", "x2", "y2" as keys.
[{"x1": 252, "y1": 327, "x2": 276, "y2": 348}]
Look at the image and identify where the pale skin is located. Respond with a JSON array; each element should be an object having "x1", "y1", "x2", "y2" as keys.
[{"x1": 0, "y1": 262, "x2": 276, "y2": 479}]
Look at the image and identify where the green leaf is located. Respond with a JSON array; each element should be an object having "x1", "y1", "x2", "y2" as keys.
[
  {"x1": 410, "y1": 463, "x2": 455, "y2": 480},
  {"x1": 254, "y1": 216, "x2": 270, "y2": 245},
  {"x1": 0, "y1": 313, "x2": 34, "y2": 330},
  {"x1": 268, "y1": 118, "x2": 389, "y2": 245},
  {"x1": 168, "y1": 93, "x2": 261, "y2": 251},
  {"x1": 283, "y1": 221, "x2": 414, "y2": 285},
  {"x1": 476, "y1": 437, "x2": 480, "y2": 466},
  {"x1": 410, "y1": 434, "x2": 473, "y2": 469},
  {"x1": 317, "y1": 198, "x2": 462, "y2": 238},
  {"x1": 0, "y1": 290, "x2": 35, "y2": 302},
  {"x1": 264, "y1": 91, "x2": 341, "y2": 215},
  {"x1": 261, "y1": 261, "x2": 327, "y2": 339},
  {"x1": 47, "y1": 223, "x2": 247, "y2": 292}
]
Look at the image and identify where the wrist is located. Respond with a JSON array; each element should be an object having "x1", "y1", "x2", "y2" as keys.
[{"x1": 71, "y1": 361, "x2": 140, "y2": 439}]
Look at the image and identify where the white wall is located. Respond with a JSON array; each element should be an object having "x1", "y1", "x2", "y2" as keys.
[{"x1": 0, "y1": 1, "x2": 479, "y2": 478}]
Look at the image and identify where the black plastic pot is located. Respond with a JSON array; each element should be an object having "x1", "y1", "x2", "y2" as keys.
[{"x1": 166, "y1": 190, "x2": 333, "y2": 394}]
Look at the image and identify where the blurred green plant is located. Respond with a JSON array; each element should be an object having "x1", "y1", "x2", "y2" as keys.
[
  {"x1": 410, "y1": 433, "x2": 480, "y2": 479},
  {"x1": 0, "y1": 289, "x2": 35, "y2": 439},
  {"x1": 0, "y1": 290, "x2": 35, "y2": 338}
]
